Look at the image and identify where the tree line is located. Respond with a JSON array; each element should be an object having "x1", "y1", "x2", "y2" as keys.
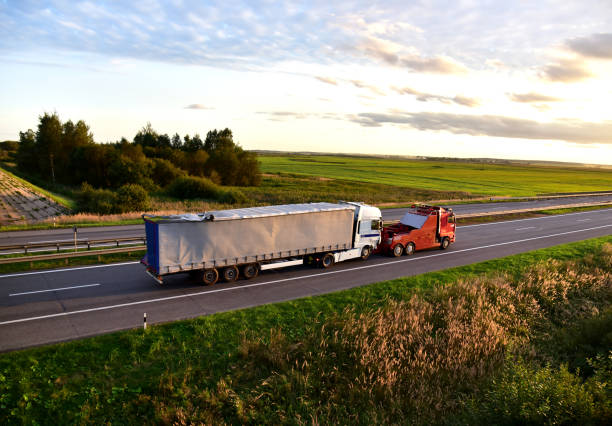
[
  {"x1": 17, "y1": 113, "x2": 260, "y2": 190},
  {"x1": 16, "y1": 113, "x2": 261, "y2": 212}
]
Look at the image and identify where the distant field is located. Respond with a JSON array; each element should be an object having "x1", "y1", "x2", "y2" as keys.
[{"x1": 259, "y1": 155, "x2": 612, "y2": 197}]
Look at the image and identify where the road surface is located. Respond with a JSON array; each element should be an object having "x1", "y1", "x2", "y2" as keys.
[{"x1": 0, "y1": 208, "x2": 610, "y2": 352}]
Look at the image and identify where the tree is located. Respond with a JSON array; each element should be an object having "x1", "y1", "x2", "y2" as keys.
[
  {"x1": 133, "y1": 122, "x2": 159, "y2": 148},
  {"x1": 16, "y1": 129, "x2": 36, "y2": 171},
  {"x1": 171, "y1": 133, "x2": 182, "y2": 149},
  {"x1": 36, "y1": 112, "x2": 63, "y2": 184},
  {"x1": 183, "y1": 133, "x2": 204, "y2": 152}
]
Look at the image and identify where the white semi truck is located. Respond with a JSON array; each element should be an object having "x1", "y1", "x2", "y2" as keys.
[{"x1": 142, "y1": 201, "x2": 382, "y2": 285}]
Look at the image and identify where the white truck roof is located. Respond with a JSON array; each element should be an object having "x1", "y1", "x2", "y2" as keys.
[{"x1": 147, "y1": 202, "x2": 355, "y2": 222}]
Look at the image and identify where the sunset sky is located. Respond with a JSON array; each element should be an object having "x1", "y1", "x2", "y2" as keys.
[{"x1": 1, "y1": 1, "x2": 612, "y2": 165}]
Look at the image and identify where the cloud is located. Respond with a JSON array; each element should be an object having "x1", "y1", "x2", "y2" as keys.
[
  {"x1": 509, "y1": 92, "x2": 562, "y2": 103},
  {"x1": 393, "y1": 86, "x2": 479, "y2": 107},
  {"x1": 566, "y1": 33, "x2": 612, "y2": 59},
  {"x1": 315, "y1": 76, "x2": 338, "y2": 85},
  {"x1": 184, "y1": 104, "x2": 214, "y2": 110},
  {"x1": 355, "y1": 36, "x2": 467, "y2": 74},
  {"x1": 350, "y1": 111, "x2": 612, "y2": 145},
  {"x1": 349, "y1": 80, "x2": 385, "y2": 95},
  {"x1": 541, "y1": 58, "x2": 592, "y2": 82}
]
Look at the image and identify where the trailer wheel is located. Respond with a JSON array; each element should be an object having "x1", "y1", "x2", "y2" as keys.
[
  {"x1": 202, "y1": 268, "x2": 219, "y2": 285},
  {"x1": 440, "y1": 237, "x2": 450, "y2": 250},
  {"x1": 320, "y1": 253, "x2": 334, "y2": 268},
  {"x1": 222, "y1": 266, "x2": 239, "y2": 282},
  {"x1": 405, "y1": 242, "x2": 415, "y2": 256},
  {"x1": 241, "y1": 263, "x2": 259, "y2": 280},
  {"x1": 392, "y1": 244, "x2": 404, "y2": 257},
  {"x1": 360, "y1": 245, "x2": 371, "y2": 260}
]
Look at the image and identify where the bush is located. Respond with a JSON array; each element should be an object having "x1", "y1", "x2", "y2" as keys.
[
  {"x1": 166, "y1": 176, "x2": 220, "y2": 199},
  {"x1": 152, "y1": 158, "x2": 186, "y2": 187},
  {"x1": 218, "y1": 188, "x2": 248, "y2": 204},
  {"x1": 458, "y1": 358, "x2": 610, "y2": 425},
  {"x1": 116, "y1": 184, "x2": 149, "y2": 212},
  {"x1": 77, "y1": 183, "x2": 117, "y2": 214},
  {"x1": 77, "y1": 183, "x2": 149, "y2": 213}
]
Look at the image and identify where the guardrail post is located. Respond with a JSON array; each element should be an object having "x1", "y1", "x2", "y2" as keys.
[
  {"x1": 56, "y1": 243, "x2": 60, "y2": 252},
  {"x1": 24, "y1": 245, "x2": 28, "y2": 255},
  {"x1": 116, "y1": 240, "x2": 119, "y2": 247},
  {"x1": 87, "y1": 241, "x2": 91, "y2": 250}
]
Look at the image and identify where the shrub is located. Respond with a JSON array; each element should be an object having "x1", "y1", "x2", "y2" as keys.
[
  {"x1": 218, "y1": 188, "x2": 248, "y2": 204},
  {"x1": 77, "y1": 183, "x2": 149, "y2": 213},
  {"x1": 116, "y1": 184, "x2": 149, "y2": 212},
  {"x1": 458, "y1": 358, "x2": 609, "y2": 425},
  {"x1": 77, "y1": 183, "x2": 117, "y2": 214},
  {"x1": 166, "y1": 176, "x2": 220, "y2": 199},
  {"x1": 152, "y1": 158, "x2": 186, "y2": 187}
]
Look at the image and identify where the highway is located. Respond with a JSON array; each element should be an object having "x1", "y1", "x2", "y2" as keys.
[
  {"x1": 0, "y1": 193, "x2": 610, "y2": 246},
  {"x1": 0, "y1": 207, "x2": 611, "y2": 352}
]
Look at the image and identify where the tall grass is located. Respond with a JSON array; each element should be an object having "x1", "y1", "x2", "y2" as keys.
[{"x1": 175, "y1": 244, "x2": 612, "y2": 424}]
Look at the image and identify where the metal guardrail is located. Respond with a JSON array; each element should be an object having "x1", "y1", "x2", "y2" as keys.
[
  {"x1": 0, "y1": 245, "x2": 146, "y2": 265},
  {"x1": 0, "y1": 236, "x2": 146, "y2": 254}
]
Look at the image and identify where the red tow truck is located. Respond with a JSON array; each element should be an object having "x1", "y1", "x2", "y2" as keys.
[{"x1": 377, "y1": 204, "x2": 456, "y2": 256}]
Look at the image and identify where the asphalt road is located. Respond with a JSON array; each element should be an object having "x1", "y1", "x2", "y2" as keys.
[
  {"x1": 0, "y1": 208, "x2": 611, "y2": 352},
  {"x1": 0, "y1": 193, "x2": 611, "y2": 246}
]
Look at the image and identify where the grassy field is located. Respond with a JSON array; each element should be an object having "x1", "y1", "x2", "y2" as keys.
[
  {"x1": 259, "y1": 155, "x2": 612, "y2": 197},
  {"x1": 1, "y1": 236, "x2": 610, "y2": 424}
]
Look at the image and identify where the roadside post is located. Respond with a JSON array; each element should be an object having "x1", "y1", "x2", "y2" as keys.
[{"x1": 73, "y1": 226, "x2": 77, "y2": 252}]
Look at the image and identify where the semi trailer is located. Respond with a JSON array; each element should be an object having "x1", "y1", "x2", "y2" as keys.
[
  {"x1": 141, "y1": 201, "x2": 382, "y2": 285},
  {"x1": 377, "y1": 204, "x2": 456, "y2": 256}
]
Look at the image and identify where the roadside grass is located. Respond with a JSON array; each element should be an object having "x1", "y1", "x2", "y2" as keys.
[
  {"x1": 0, "y1": 236, "x2": 610, "y2": 424},
  {"x1": 0, "y1": 163, "x2": 75, "y2": 210},
  {"x1": 259, "y1": 155, "x2": 612, "y2": 197}
]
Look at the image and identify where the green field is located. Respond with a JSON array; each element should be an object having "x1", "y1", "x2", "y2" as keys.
[
  {"x1": 259, "y1": 155, "x2": 612, "y2": 197},
  {"x1": 1, "y1": 236, "x2": 611, "y2": 424}
]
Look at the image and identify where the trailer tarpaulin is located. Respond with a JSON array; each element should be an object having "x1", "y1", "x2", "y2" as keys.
[{"x1": 152, "y1": 203, "x2": 355, "y2": 273}]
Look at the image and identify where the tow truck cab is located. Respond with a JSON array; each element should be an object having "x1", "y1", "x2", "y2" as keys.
[{"x1": 378, "y1": 205, "x2": 456, "y2": 257}]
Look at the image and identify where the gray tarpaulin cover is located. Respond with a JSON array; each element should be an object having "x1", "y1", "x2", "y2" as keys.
[
  {"x1": 154, "y1": 203, "x2": 355, "y2": 272},
  {"x1": 399, "y1": 213, "x2": 428, "y2": 229}
]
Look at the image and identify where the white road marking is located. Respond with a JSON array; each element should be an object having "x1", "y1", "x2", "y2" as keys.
[
  {"x1": 577, "y1": 219, "x2": 591, "y2": 222},
  {"x1": 515, "y1": 226, "x2": 536, "y2": 231},
  {"x1": 10, "y1": 283, "x2": 100, "y2": 297},
  {"x1": 0, "y1": 261, "x2": 140, "y2": 279},
  {"x1": 460, "y1": 208, "x2": 612, "y2": 228},
  {"x1": 1, "y1": 223, "x2": 611, "y2": 326}
]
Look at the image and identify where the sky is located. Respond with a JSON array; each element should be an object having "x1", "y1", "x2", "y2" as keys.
[{"x1": 1, "y1": 0, "x2": 612, "y2": 165}]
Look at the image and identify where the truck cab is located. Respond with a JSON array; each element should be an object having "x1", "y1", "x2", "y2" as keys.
[
  {"x1": 378, "y1": 205, "x2": 455, "y2": 257},
  {"x1": 341, "y1": 201, "x2": 383, "y2": 259}
]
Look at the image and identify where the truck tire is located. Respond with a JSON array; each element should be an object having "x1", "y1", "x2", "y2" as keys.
[
  {"x1": 392, "y1": 244, "x2": 404, "y2": 257},
  {"x1": 222, "y1": 266, "x2": 239, "y2": 282},
  {"x1": 202, "y1": 268, "x2": 219, "y2": 285},
  {"x1": 405, "y1": 242, "x2": 415, "y2": 256},
  {"x1": 440, "y1": 237, "x2": 450, "y2": 250},
  {"x1": 320, "y1": 253, "x2": 334, "y2": 268},
  {"x1": 360, "y1": 245, "x2": 371, "y2": 260},
  {"x1": 241, "y1": 263, "x2": 259, "y2": 279}
]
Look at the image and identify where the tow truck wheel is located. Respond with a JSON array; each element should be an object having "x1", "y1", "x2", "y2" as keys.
[
  {"x1": 405, "y1": 242, "x2": 415, "y2": 256},
  {"x1": 222, "y1": 266, "x2": 239, "y2": 282},
  {"x1": 202, "y1": 268, "x2": 219, "y2": 285},
  {"x1": 241, "y1": 263, "x2": 259, "y2": 279},
  {"x1": 392, "y1": 244, "x2": 404, "y2": 257},
  {"x1": 440, "y1": 237, "x2": 450, "y2": 250},
  {"x1": 360, "y1": 246, "x2": 371, "y2": 260},
  {"x1": 320, "y1": 253, "x2": 334, "y2": 268}
]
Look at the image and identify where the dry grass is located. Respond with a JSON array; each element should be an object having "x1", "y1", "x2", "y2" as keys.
[{"x1": 165, "y1": 244, "x2": 612, "y2": 424}]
